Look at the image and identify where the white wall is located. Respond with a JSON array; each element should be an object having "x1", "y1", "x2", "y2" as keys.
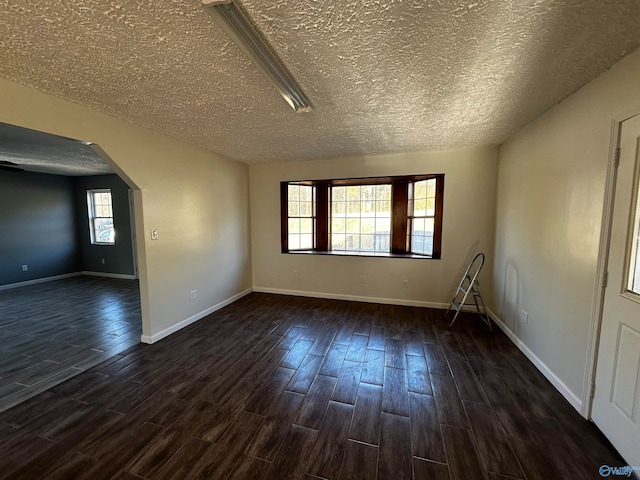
[
  {"x1": 493, "y1": 47, "x2": 640, "y2": 410},
  {"x1": 251, "y1": 147, "x2": 497, "y2": 307},
  {"x1": 0, "y1": 79, "x2": 252, "y2": 341}
]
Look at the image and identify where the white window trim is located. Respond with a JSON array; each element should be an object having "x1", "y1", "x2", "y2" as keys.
[{"x1": 87, "y1": 189, "x2": 115, "y2": 245}]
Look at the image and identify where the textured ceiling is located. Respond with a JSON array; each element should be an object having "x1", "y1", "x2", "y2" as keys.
[
  {"x1": 0, "y1": 1, "x2": 639, "y2": 164},
  {"x1": 0, "y1": 122, "x2": 112, "y2": 176}
]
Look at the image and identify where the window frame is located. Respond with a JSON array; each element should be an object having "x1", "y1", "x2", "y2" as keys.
[
  {"x1": 87, "y1": 189, "x2": 115, "y2": 245},
  {"x1": 281, "y1": 174, "x2": 444, "y2": 259}
]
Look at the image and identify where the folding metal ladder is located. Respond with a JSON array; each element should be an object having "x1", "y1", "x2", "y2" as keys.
[{"x1": 444, "y1": 252, "x2": 492, "y2": 331}]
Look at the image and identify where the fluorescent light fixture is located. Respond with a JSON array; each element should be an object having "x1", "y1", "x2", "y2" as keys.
[{"x1": 202, "y1": 0, "x2": 312, "y2": 112}]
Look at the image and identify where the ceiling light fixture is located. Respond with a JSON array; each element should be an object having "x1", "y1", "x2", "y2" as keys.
[{"x1": 202, "y1": 0, "x2": 312, "y2": 113}]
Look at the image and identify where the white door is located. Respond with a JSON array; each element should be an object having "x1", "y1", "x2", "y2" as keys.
[{"x1": 592, "y1": 113, "x2": 640, "y2": 467}]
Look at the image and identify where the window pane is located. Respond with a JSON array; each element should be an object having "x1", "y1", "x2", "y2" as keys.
[
  {"x1": 347, "y1": 186, "x2": 360, "y2": 201},
  {"x1": 300, "y1": 218, "x2": 313, "y2": 234},
  {"x1": 377, "y1": 201, "x2": 391, "y2": 214},
  {"x1": 299, "y1": 201, "x2": 312, "y2": 217},
  {"x1": 425, "y1": 218, "x2": 434, "y2": 234},
  {"x1": 414, "y1": 180, "x2": 427, "y2": 199},
  {"x1": 376, "y1": 184, "x2": 391, "y2": 200},
  {"x1": 332, "y1": 218, "x2": 346, "y2": 233},
  {"x1": 289, "y1": 218, "x2": 300, "y2": 234},
  {"x1": 289, "y1": 184, "x2": 299, "y2": 201},
  {"x1": 412, "y1": 235, "x2": 425, "y2": 254},
  {"x1": 426, "y1": 178, "x2": 436, "y2": 198},
  {"x1": 289, "y1": 234, "x2": 300, "y2": 250},
  {"x1": 332, "y1": 233, "x2": 346, "y2": 250},
  {"x1": 299, "y1": 185, "x2": 312, "y2": 201},
  {"x1": 288, "y1": 202, "x2": 299, "y2": 216},
  {"x1": 300, "y1": 234, "x2": 313, "y2": 249},
  {"x1": 346, "y1": 218, "x2": 361, "y2": 234},
  {"x1": 628, "y1": 171, "x2": 640, "y2": 294},
  {"x1": 333, "y1": 186, "x2": 346, "y2": 201},
  {"x1": 94, "y1": 218, "x2": 115, "y2": 243},
  {"x1": 361, "y1": 218, "x2": 375, "y2": 234},
  {"x1": 375, "y1": 218, "x2": 390, "y2": 234},
  {"x1": 412, "y1": 218, "x2": 425, "y2": 234},
  {"x1": 333, "y1": 202, "x2": 346, "y2": 216},
  {"x1": 426, "y1": 198, "x2": 435, "y2": 216},
  {"x1": 360, "y1": 234, "x2": 374, "y2": 251},
  {"x1": 361, "y1": 200, "x2": 375, "y2": 215},
  {"x1": 347, "y1": 201, "x2": 361, "y2": 215},
  {"x1": 330, "y1": 184, "x2": 391, "y2": 253}
]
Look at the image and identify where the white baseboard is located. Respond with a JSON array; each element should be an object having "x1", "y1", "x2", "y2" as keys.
[
  {"x1": 141, "y1": 288, "x2": 253, "y2": 344},
  {"x1": 253, "y1": 286, "x2": 451, "y2": 309},
  {"x1": 487, "y1": 308, "x2": 583, "y2": 413},
  {"x1": 81, "y1": 271, "x2": 136, "y2": 280},
  {"x1": 0, "y1": 272, "x2": 82, "y2": 291}
]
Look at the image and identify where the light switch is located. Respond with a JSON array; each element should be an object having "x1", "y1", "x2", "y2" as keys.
[{"x1": 151, "y1": 228, "x2": 159, "y2": 240}]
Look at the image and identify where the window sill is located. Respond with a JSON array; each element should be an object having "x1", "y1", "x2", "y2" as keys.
[{"x1": 285, "y1": 250, "x2": 439, "y2": 259}]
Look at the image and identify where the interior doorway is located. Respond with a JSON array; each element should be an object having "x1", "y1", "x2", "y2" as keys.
[{"x1": 0, "y1": 122, "x2": 144, "y2": 412}]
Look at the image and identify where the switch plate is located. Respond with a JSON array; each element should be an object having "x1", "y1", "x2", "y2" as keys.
[
  {"x1": 292, "y1": 269, "x2": 298, "y2": 278},
  {"x1": 101, "y1": 258, "x2": 105, "y2": 265},
  {"x1": 21, "y1": 264, "x2": 28, "y2": 272},
  {"x1": 360, "y1": 275, "x2": 367, "y2": 284},
  {"x1": 151, "y1": 228, "x2": 159, "y2": 240},
  {"x1": 190, "y1": 290, "x2": 198, "y2": 300},
  {"x1": 403, "y1": 280, "x2": 408, "y2": 288}
]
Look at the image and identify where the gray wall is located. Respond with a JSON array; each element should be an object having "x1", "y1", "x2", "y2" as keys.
[
  {"x1": 0, "y1": 170, "x2": 81, "y2": 285},
  {"x1": 74, "y1": 174, "x2": 135, "y2": 276}
]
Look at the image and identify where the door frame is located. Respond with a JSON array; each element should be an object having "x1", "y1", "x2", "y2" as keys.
[{"x1": 584, "y1": 106, "x2": 640, "y2": 419}]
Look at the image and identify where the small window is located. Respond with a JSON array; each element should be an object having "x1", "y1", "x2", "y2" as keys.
[
  {"x1": 88, "y1": 189, "x2": 115, "y2": 245},
  {"x1": 287, "y1": 184, "x2": 315, "y2": 250},
  {"x1": 281, "y1": 174, "x2": 444, "y2": 258},
  {"x1": 409, "y1": 179, "x2": 437, "y2": 256}
]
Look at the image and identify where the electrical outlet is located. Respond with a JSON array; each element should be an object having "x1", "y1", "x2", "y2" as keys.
[
  {"x1": 101, "y1": 258, "x2": 105, "y2": 265},
  {"x1": 360, "y1": 275, "x2": 367, "y2": 284},
  {"x1": 21, "y1": 264, "x2": 28, "y2": 272},
  {"x1": 151, "y1": 228, "x2": 159, "y2": 240},
  {"x1": 190, "y1": 290, "x2": 198, "y2": 300},
  {"x1": 292, "y1": 269, "x2": 298, "y2": 278},
  {"x1": 519, "y1": 309, "x2": 529, "y2": 325},
  {"x1": 403, "y1": 280, "x2": 408, "y2": 288}
]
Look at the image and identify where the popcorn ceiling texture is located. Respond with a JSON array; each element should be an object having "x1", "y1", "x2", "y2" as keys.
[
  {"x1": 0, "y1": 122, "x2": 111, "y2": 176},
  {"x1": 0, "y1": 0, "x2": 639, "y2": 163}
]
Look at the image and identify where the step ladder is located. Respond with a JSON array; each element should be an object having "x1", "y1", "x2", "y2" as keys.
[{"x1": 444, "y1": 253, "x2": 492, "y2": 332}]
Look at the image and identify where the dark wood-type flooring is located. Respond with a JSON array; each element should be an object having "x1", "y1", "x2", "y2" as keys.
[
  {"x1": 0, "y1": 293, "x2": 626, "y2": 479},
  {"x1": 0, "y1": 276, "x2": 141, "y2": 412}
]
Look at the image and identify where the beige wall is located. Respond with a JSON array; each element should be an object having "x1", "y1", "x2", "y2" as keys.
[
  {"x1": 493, "y1": 48, "x2": 640, "y2": 408},
  {"x1": 0, "y1": 79, "x2": 252, "y2": 341},
  {"x1": 250, "y1": 147, "x2": 497, "y2": 307}
]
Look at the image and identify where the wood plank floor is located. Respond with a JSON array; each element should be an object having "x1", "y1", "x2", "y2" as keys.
[
  {"x1": 0, "y1": 293, "x2": 626, "y2": 479},
  {"x1": 0, "y1": 276, "x2": 141, "y2": 412}
]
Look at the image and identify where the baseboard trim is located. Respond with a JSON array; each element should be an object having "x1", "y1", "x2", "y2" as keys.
[
  {"x1": 252, "y1": 286, "x2": 451, "y2": 309},
  {"x1": 0, "y1": 272, "x2": 82, "y2": 291},
  {"x1": 487, "y1": 308, "x2": 583, "y2": 413},
  {"x1": 81, "y1": 271, "x2": 136, "y2": 280},
  {"x1": 141, "y1": 288, "x2": 253, "y2": 344}
]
